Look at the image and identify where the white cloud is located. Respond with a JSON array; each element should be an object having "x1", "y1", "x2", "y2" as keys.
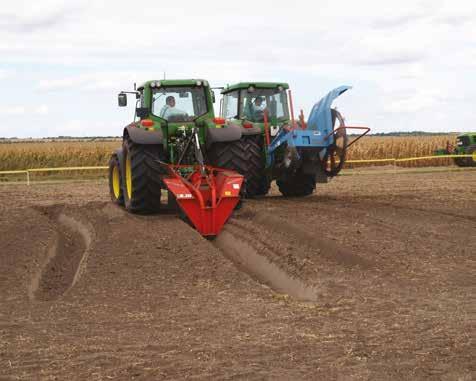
[
  {"x1": 1, "y1": 0, "x2": 476, "y2": 137},
  {"x1": 34, "y1": 105, "x2": 49, "y2": 115},
  {"x1": 0, "y1": 104, "x2": 49, "y2": 116}
]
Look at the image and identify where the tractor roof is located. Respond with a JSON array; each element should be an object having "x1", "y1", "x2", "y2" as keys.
[
  {"x1": 137, "y1": 79, "x2": 209, "y2": 89},
  {"x1": 222, "y1": 82, "x2": 289, "y2": 94}
]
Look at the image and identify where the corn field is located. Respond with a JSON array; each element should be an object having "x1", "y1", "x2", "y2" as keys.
[
  {"x1": 346, "y1": 134, "x2": 457, "y2": 167},
  {"x1": 0, "y1": 135, "x2": 459, "y2": 173}
]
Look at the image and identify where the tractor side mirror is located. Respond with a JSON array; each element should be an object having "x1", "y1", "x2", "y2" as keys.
[
  {"x1": 136, "y1": 107, "x2": 149, "y2": 119},
  {"x1": 118, "y1": 93, "x2": 127, "y2": 107},
  {"x1": 211, "y1": 92, "x2": 216, "y2": 103}
]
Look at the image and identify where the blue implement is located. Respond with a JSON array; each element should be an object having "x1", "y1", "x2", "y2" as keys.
[{"x1": 267, "y1": 85, "x2": 352, "y2": 166}]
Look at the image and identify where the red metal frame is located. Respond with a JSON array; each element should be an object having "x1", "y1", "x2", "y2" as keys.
[
  {"x1": 263, "y1": 109, "x2": 271, "y2": 146},
  {"x1": 288, "y1": 90, "x2": 297, "y2": 130},
  {"x1": 324, "y1": 126, "x2": 370, "y2": 149},
  {"x1": 299, "y1": 109, "x2": 307, "y2": 130},
  {"x1": 162, "y1": 164, "x2": 243, "y2": 237}
]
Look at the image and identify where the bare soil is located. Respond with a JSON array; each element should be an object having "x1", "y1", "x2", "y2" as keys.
[{"x1": 0, "y1": 171, "x2": 475, "y2": 380}]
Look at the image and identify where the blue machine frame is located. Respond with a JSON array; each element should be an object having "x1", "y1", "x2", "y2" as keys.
[{"x1": 267, "y1": 85, "x2": 352, "y2": 166}]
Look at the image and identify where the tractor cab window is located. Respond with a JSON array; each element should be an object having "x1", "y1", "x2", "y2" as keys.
[
  {"x1": 151, "y1": 86, "x2": 207, "y2": 122},
  {"x1": 240, "y1": 88, "x2": 289, "y2": 122},
  {"x1": 222, "y1": 91, "x2": 239, "y2": 120}
]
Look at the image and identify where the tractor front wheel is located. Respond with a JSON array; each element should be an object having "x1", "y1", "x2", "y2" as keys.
[
  {"x1": 122, "y1": 136, "x2": 165, "y2": 213},
  {"x1": 108, "y1": 153, "x2": 124, "y2": 206}
]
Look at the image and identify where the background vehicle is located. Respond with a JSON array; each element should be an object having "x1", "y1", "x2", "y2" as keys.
[{"x1": 434, "y1": 132, "x2": 476, "y2": 167}]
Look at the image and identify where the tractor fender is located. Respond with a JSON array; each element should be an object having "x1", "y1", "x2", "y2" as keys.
[
  {"x1": 241, "y1": 125, "x2": 262, "y2": 136},
  {"x1": 124, "y1": 125, "x2": 163, "y2": 144},
  {"x1": 206, "y1": 125, "x2": 242, "y2": 148}
]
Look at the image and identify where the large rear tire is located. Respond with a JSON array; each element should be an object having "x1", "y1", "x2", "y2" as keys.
[
  {"x1": 277, "y1": 170, "x2": 315, "y2": 197},
  {"x1": 108, "y1": 153, "x2": 124, "y2": 206},
  {"x1": 122, "y1": 136, "x2": 165, "y2": 213},
  {"x1": 209, "y1": 135, "x2": 267, "y2": 198}
]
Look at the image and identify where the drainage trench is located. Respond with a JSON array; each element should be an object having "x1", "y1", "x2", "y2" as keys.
[{"x1": 30, "y1": 212, "x2": 92, "y2": 301}]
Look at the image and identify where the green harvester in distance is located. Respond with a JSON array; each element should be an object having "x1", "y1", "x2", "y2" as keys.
[{"x1": 434, "y1": 132, "x2": 476, "y2": 167}]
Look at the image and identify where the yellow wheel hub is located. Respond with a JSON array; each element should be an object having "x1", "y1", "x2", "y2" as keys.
[
  {"x1": 112, "y1": 165, "x2": 121, "y2": 199},
  {"x1": 125, "y1": 154, "x2": 132, "y2": 200}
]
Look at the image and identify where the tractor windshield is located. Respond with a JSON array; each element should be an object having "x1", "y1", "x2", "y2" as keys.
[
  {"x1": 240, "y1": 88, "x2": 289, "y2": 122},
  {"x1": 151, "y1": 86, "x2": 208, "y2": 122}
]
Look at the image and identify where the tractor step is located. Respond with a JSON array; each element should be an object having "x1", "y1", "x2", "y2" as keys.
[{"x1": 162, "y1": 165, "x2": 243, "y2": 237}]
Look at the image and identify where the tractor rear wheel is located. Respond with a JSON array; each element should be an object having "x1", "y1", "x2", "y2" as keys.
[
  {"x1": 277, "y1": 170, "x2": 316, "y2": 197},
  {"x1": 108, "y1": 153, "x2": 124, "y2": 206},
  {"x1": 122, "y1": 136, "x2": 165, "y2": 213},
  {"x1": 209, "y1": 135, "x2": 266, "y2": 198},
  {"x1": 466, "y1": 145, "x2": 476, "y2": 167}
]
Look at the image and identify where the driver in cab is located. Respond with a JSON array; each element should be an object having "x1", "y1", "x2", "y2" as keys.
[
  {"x1": 245, "y1": 96, "x2": 266, "y2": 122},
  {"x1": 159, "y1": 96, "x2": 187, "y2": 120}
]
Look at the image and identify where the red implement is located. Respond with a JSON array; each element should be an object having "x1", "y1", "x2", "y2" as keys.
[{"x1": 163, "y1": 165, "x2": 243, "y2": 237}]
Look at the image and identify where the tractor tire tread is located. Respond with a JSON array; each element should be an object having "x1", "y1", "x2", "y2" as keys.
[
  {"x1": 124, "y1": 136, "x2": 165, "y2": 213},
  {"x1": 209, "y1": 135, "x2": 268, "y2": 197}
]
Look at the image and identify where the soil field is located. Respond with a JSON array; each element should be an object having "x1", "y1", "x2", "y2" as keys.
[{"x1": 0, "y1": 170, "x2": 475, "y2": 380}]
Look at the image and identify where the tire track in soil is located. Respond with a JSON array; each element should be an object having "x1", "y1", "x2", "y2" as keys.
[{"x1": 29, "y1": 207, "x2": 93, "y2": 301}]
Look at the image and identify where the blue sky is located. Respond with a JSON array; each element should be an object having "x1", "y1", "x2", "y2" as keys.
[{"x1": 1, "y1": 0, "x2": 475, "y2": 137}]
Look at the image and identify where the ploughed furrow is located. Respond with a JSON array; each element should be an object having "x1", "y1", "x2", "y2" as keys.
[{"x1": 214, "y1": 221, "x2": 319, "y2": 301}]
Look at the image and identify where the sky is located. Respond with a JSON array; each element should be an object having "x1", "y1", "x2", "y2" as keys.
[{"x1": 0, "y1": 0, "x2": 475, "y2": 137}]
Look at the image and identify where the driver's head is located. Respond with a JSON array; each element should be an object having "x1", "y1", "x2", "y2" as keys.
[
  {"x1": 254, "y1": 96, "x2": 263, "y2": 106},
  {"x1": 166, "y1": 96, "x2": 176, "y2": 107}
]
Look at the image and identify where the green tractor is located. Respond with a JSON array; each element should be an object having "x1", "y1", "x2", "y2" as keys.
[
  {"x1": 216, "y1": 82, "x2": 368, "y2": 197},
  {"x1": 434, "y1": 132, "x2": 476, "y2": 167},
  {"x1": 108, "y1": 79, "x2": 247, "y2": 236}
]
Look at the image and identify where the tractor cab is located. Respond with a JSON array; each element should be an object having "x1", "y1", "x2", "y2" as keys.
[
  {"x1": 221, "y1": 82, "x2": 290, "y2": 135},
  {"x1": 118, "y1": 79, "x2": 219, "y2": 165}
]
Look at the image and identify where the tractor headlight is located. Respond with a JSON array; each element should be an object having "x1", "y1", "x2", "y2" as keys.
[
  {"x1": 203, "y1": 80, "x2": 209, "y2": 87},
  {"x1": 277, "y1": 85, "x2": 284, "y2": 92},
  {"x1": 247, "y1": 85, "x2": 255, "y2": 93},
  {"x1": 196, "y1": 80, "x2": 202, "y2": 86}
]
